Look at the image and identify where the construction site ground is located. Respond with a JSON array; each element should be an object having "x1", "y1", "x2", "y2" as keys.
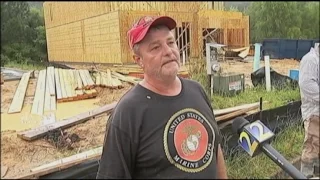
[{"x1": 1, "y1": 58, "x2": 300, "y2": 178}]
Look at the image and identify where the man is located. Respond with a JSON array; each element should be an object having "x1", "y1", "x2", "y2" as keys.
[
  {"x1": 96, "y1": 16, "x2": 228, "y2": 179},
  {"x1": 299, "y1": 43, "x2": 319, "y2": 178}
]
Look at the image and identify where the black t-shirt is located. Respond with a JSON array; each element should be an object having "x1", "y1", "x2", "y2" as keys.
[{"x1": 96, "y1": 77, "x2": 222, "y2": 179}]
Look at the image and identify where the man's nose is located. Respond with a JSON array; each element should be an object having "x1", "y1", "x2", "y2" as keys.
[{"x1": 163, "y1": 44, "x2": 174, "y2": 56}]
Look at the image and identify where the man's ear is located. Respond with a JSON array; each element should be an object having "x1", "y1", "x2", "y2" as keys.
[{"x1": 133, "y1": 54, "x2": 144, "y2": 68}]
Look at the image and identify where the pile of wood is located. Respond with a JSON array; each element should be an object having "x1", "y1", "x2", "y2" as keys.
[
  {"x1": 214, "y1": 102, "x2": 266, "y2": 129},
  {"x1": 30, "y1": 67, "x2": 98, "y2": 115},
  {"x1": 93, "y1": 69, "x2": 139, "y2": 88},
  {"x1": 7, "y1": 66, "x2": 141, "y2": 115}
]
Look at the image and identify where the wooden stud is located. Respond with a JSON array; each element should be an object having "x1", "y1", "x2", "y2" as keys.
[{"x1": 8, "y1": 72, "x2": 31, "y2": 114}]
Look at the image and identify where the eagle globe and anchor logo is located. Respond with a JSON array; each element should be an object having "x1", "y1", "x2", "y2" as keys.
[{"x1": 163, "y1": 108, "x2": 216, "y2": 173}]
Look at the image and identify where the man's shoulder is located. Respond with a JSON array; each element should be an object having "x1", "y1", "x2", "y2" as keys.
[
  {"x1": 116, "y1": 85, "x2": 142, "y2": 105},
  {"x1": 300, "y1": 49, "x2": 319, "y2": 65},
  {"x1": 181, "y1": 77, "x2": 204, "y2": 89}
]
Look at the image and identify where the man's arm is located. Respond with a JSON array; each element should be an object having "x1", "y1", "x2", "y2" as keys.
[
  {"x1": 96, "y1": 111, "x2": 137, "y2": 179},
  {"x1": 217, "y1": 144, "x2": 228, "y2": 179},
  {"x1": 299, "y1": 56, "x2": 319, "y2": 103}
]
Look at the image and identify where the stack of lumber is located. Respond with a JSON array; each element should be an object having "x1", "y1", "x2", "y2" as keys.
[
  {"x1": 55, "y1": 68, "x2": 97, "y2": 103},
  {"x1": 7, "y1": 66, "x2": 141, "y2": 115},
  {"x1": 214, "y1": 101, "x2": 267, "y2": 129},
  {"x1": 30, "y1": 66, "x2": 97, "y2": 115},
  {"x1": 93, "y1": 69, "x2": 140, "y2": 88},
  {"x1": 109, "y1": 65, "x2": 189, "y2": 79}
]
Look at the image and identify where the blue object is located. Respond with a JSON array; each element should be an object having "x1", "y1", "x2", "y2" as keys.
[
  {"x1": 253, "y1": 43, "x2": 262, "y2": 72},
  {"x1": 289, "y1": 69, "x2": 299, "y2": 81},
  {"x1": 261, "y1": 38, "x2": 319, "y2": 60}
]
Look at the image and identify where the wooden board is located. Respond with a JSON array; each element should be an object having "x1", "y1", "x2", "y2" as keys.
[
  {"x1": 84, "y1": 69, "x2": 95, "y2": 86},
  {"x1": 31, "y1": 147, "x2": 102, "y2": 172},
  {"x1": 59, "y1": 68, "x2": 67, "y2": 99},
  {"x1": 216, "y1": 105, "x2": 260, "y2": 122},
  {"x1": 31, "y1": 70, "x2": 47, "y2": 116},
  {"x1": 95, "y1": 72, "x2": 101, "y2": 86},
  {"x1": 213, "y1": 102, "x2": 264, "y2": 116},
  {"x1": 79, "y1": 70, "x2": 89, "y2": 88},
  {"x1": 111, "y1": 71, "x2": 138, "y2": 85},
  {"x1": 44, "y1": 68, "x2": 57, "y2": 111},
  {"x1": 44, "y1": 79, "x2": 51, "y2": 111},
  {"x1": 74, "y1": 70, "x2": 83, "y2": 90},
  {"x1": 18, "y1": 101, "x2": 117, "y2": 141},
  {"x1": 15, "y1": 147, "x2": 102, "y2": 179},
  {"x1": 54, "y1": 68, "x2": 62, "y2": 100},
  {"x1": 7, "y1": 72, "x2": 31, "y2": 114},
  {"x1": 47, "y1": 66, "x2": 55, "y2": 96}
]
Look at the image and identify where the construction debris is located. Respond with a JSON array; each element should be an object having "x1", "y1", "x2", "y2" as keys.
[
  {"x1": 213, "y1": 102, "x2": 263, "y2": 116},
  {"x1": 44, "y1": 129, "x2": 82, "y2": 150},
  {"x1": 17, "y1": 101, "x2": 117, "y2": 141},
  {"x1": 5, "y1": 65, "x2": 141, "y2": 116},
  {"x1": 15, "y1": 147, "x2": 102, "y2": 179}
]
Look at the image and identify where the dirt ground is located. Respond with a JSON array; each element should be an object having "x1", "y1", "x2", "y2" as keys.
[
  {"x1": 0, "y1": 58, "x2": 299, "y2": 178},
  {"x1": 219, "y1": 58, "x2": 300, "y2": 88}
]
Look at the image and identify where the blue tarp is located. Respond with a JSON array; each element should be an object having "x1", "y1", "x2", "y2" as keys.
[{"x1": 261, "y1": 38, "x2": 319, "y2": 60}]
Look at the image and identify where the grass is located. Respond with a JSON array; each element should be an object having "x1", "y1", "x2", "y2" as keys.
[
  {"x1": 211, "y1": 85, "x2": 300, "y2": 110},
  {"x1": 225, "y1": 120, "x2": 304, "y2": 179},
  {"x1": 3, "y1": 61, "x2": 45, "y2": 71}
]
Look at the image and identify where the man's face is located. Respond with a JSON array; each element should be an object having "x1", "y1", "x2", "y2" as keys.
[{"x1": 135, "y1": 26, "x2": 180, "y2": 80}]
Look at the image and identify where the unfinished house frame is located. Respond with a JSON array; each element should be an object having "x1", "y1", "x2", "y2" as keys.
[{"x1": 43, "y1": 2, "x2": 249, "y2": 64}]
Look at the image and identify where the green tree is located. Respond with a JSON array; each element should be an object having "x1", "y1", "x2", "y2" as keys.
[
  {"x1": 1, "y1": 1, "x2": 47, "y2": 65},
  {"x1": 246, "y1": 2, "x2": 304, "y2": 43},
  {"x1": 1, "y1": 1, "x2": 30, "y2": 45},
  {"x1": 299, "y1": 2, "x2": 320, "y2": 39}
]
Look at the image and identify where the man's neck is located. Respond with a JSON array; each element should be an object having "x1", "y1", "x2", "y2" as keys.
[{"x1": 141, "y1": 75, "x2": 181, "y2": 96}]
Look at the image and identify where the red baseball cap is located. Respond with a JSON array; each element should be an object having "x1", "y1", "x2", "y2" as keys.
[{"x1": 127, "y1": 16, "x2": 177, "y2": 49}]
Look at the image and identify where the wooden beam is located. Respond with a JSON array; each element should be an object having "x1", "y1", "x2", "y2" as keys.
[
  {"x1": 8, "y1": 72, "x2": 31, "y2": 114},
  {"x1": 31, "y1": 70, "x2": 46, "y2": 116},
  {"x1": 216, "y1": 105, "x2": 260, "y2": 122},
  {"x1": 17, "y1": 101, "x2": 117, "y2": 141},
  {"x1": 54, "y1": 68, "x2": 62, "y2": 100},
  {"x1": 203, "y1": 28, "x2": 218, "y2": 40},
  {"x1": 47, "y1": 66, "x2": 55, "y2": 96},
  {"x1": 111, "y1": 71, "x2": 137, "y2": 85},
  {"x1": 13, "y1": 147, "x2": 102, "y2": 179},
  {"x1": 59, "y1": 68, "x2": 67, "y2": 99},
  {"x1": 44, "y1": 78, "x2": 51, "y2": 112},
  {"x1": 213, "y1": 102, "x2": 266, "y2": 116},
  {"x1": 95, "y1": 72, "x2": 101, "y2": 86},
  {"x1": 84, "y1": 70, "x2": 95, "y2": 87},
  {"x1": 74, "y1": 70, "x2": 83, "y2": 90},
  {"x1": 79, "y1": 70, "x2": 89, "y2": 88}
]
